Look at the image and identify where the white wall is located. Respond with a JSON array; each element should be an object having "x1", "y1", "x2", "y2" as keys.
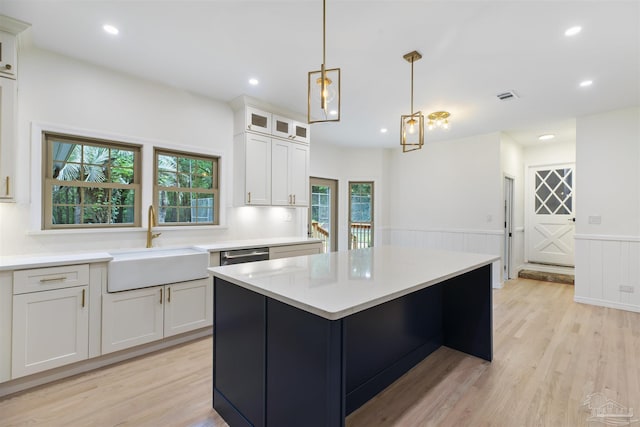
[
  {"x1": 524, "y1": 140, "x2": 576, "y2": 167},
  {"x1": 574, "y1": 107, "x2": 640, "y2": 312},
  {"x1": 387, "y1": 133, "x2": 502, "y2": 231},
  {"x1": 384, "y1": 132, "x2": 504, "y2": 287},
  {"x1": 309, "y1": 142, "x2": 388, "y2": 252},
  {"x1": 0, "y1": 47, "x2": 301, "y2": 256}
]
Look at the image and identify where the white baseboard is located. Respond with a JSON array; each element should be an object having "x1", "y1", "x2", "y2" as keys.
[{"x1": 574, "y1": 296, "x2": 640, "y2": 314}]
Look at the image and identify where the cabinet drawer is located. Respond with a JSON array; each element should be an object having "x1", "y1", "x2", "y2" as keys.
[{"x1": 13, "y1": 264, "x2": 90, "y2": 294}]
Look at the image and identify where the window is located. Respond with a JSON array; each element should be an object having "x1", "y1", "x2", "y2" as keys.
[
  {"x1": 43, "y1": 132, "x2": 141, "y2": 229},
  {"x1": 349, "y1": 181, "x2": 373, "y2": 249},
  {"x1": 154, "y1": 149, "x2": 219, "y2": 225}
]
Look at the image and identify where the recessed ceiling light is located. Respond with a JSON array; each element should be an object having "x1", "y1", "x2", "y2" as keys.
[
  {"x1": 564, "y1": 26, "x2": 582, "y2": 37},
  {"x1": 329, "y1": 110, "x2": 338, "y2": 116},
  {"x1": 538, "y1": 134, "x2": 555, "y2": 141},
  {"x1": 380, "y1": 128, "x2": 388, "y2": 133},
  {"x1": 579, "y1": 80, "x2": 593, "y2": 87},
  {"x1": 249, "y1": 78, "x2": 259, "y2": 86},
  {"x1": 103, "y1": 24, "x2": 119, "y2": 35}
]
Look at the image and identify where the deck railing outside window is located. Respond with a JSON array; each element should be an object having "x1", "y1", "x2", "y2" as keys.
[
  {"x1": 350, "y1": 223, "x2": 372, "y2": 249},
  {"x1": 311, "y1": 221, "x2": 329, "y2": 253}
]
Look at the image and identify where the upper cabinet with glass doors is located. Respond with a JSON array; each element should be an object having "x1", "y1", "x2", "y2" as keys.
[
  {"x1": 272, "y1": 115, "x2": 310, "y2": 144},
  {"x1": 0, "y1": 16, "x2": 30, "y2": 202},
  {"x1": 231, "y1": 97, "x2": 311, "y2": 207},
  {"x1": 0, "y1": 31, "x2": 17, "y2": 79},
  {"x1": 243, "y1": 106, "x2": 272, "y2": 134},
  {"x1": 232, "y1": 101, "x2": 310, "y2": 144}
]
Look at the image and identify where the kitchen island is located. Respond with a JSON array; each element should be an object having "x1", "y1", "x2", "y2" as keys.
[{"x1": 209, "y1": 246, "x2": 499, "y2": 427}]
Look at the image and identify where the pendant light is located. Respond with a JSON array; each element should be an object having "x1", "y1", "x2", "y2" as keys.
[
  {"x1": 308, "y1": 0, "x2": 341, "y2": 123},
  {"x1": 400, "y1": 51, "x2": 424, "y2": 152}
]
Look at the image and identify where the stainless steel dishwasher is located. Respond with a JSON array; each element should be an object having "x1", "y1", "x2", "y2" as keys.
[{"x1": 219, "y1": 247, "x2": 270, "y2": 265}]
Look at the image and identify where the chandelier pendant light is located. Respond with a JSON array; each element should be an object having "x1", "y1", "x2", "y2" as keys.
[
  {"x1": 400, "y1": 51, "x2": 424, "y2": 152},
  {"x1": 308, "y1": 0, "x2": 341, "y2": 123},
  {"x1": 427, "y1": 111, "x2": 451, "y2": 130}
]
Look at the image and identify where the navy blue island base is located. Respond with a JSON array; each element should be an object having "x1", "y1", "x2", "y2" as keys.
[{"x1": 213, "y1": 263, "x2": 492, "y2": 427}]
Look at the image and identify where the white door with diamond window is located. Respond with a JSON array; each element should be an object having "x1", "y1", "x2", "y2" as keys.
[{"x1": 527, "y1": 164, "x2": 575, "y2": 266}]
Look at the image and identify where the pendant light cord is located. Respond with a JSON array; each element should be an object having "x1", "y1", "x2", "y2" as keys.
[
  {"x1": 322, "y1": 0, "x2": 326, "y2": 66},
  {"x1": 410, "y1": 57, "x2": 414, "y2": 115}
]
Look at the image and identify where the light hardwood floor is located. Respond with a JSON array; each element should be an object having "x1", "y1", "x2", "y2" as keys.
[{"x1": 1, "y1": 278, "x2": 639, "y2": 427}]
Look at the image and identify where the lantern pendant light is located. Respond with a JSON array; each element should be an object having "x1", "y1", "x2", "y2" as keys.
[
  {"x1": 308, "y1": 0, "x2": 341, "y2": 123},
  {"x1": 400, "y1": 50, "x2": 424, "y2": 152}
]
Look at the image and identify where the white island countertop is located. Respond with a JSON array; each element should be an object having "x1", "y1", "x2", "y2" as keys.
[{"x1": 209, "y1": 246, "x2": 499, "y2": 320}]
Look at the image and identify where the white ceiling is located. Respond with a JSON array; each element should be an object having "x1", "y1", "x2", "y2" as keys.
[{"x1": 2, "y1": 1, "x2": 638, "y2": 148}]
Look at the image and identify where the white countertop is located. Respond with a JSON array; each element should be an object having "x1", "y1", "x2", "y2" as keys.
[
  {"x1": 209, "y1": 246, "x2": 500, "y2": 320},
  {"x1": 195, "y1": 237, "x2": 321, "y2": 252},
  {"x1": 0, "y1": 237, "x2": 319, "y2": 271},
  {"x1": 0, "y1": 252, "x2": 114, "y2": 271}
]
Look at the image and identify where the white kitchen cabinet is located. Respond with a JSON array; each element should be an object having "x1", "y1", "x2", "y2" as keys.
[
  {"x1": 164, "y1": 278, "x2": 212, "y2": 337},
  {"x1": 0, "y1": 77, "x2": 16, "y2": 200},
  {"x1": 233, "y1": 133, "x2": 271, "y2": 206},
  {"x1": 272, "y1": 114, "x2": 310, "y2": 144},
  {"x1": 245, "y1": 106, "x2": 271, "y2": 134},
  {"x1": 102, "y1": 286, "x2": 163, "y2": 354},
  {"x1": 0, "y1": 19, "x2": 30, "y2": 202},
  {"x1": 269, "y1": 242, "x2": 323, "y2": 260},
  {"x1": 12, "y1": 284, "x2": 89, "y2": 378},
  {"x1": 102, "y1": 279, "x2": 213, "y2": 354},
  {"x1": 0, "y1": 32, "x2": 16, "y2": 79},
  {"x1": 272, "y1": 139, "x2": 309, "y2": 207}
]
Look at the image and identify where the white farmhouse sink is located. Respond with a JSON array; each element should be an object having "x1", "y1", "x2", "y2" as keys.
[{"x1": 108, "y1": 247, "x2": 209, "y2": 292}]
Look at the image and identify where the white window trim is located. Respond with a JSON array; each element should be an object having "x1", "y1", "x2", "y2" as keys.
[{"x1": 30, "y1": 121, "x2": 227, "y2": 233}]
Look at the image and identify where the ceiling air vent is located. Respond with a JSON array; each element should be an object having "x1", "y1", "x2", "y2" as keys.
[{"x1": 496, "y1": 91, "x2": 519, "y2": 101}]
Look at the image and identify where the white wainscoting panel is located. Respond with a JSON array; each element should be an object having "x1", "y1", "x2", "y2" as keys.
[
  {"x1": 384, "y1": 228, "x2": 503, "y2": 288},
  {"x1": 574, "y1": 234, "x2": 640, "y2": 313}
]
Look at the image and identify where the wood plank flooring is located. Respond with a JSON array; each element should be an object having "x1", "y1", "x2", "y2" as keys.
[{"x1": 1, "y1": 278, "x2": 639, "y2": 427}]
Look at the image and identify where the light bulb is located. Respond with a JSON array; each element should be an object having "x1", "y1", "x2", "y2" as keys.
[
  {"x1": 317, "y1": 76, "x2": 336, "y2": 104},
  {"x1": 442, "y1": 120, "x2": 449, "y2": 130},
  {"x1": 407, "y1": 119, "x2": 416, "y2": 134},
  {"x1": 427, "y1": 121, "x2": 434, "y2": 130}
]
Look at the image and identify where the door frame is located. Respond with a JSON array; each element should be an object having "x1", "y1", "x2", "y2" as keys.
[
  {"x1": 524, "y1": 162, "x2": 576, "y2": 266},
  {"x1": 309, "y1": 177, "x2": 338, "y2": 252},
  {"x1": 503, "y1": 175, "x2": 515, "y2": 280}
]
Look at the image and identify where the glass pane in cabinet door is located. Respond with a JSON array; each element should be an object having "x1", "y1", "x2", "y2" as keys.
[
  {"x1": 251, "y1": 113, "x2": 268, "y2": 128},
  {"x1": 296, "y1": 126, "x2": 307, "y2": 138},
  {"x1": 276, "y1": 120, "x2": 289, "y2": 133}
]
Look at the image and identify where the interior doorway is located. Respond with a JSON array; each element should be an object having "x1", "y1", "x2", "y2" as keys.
[
  {"x1": 309, "y1": 177, "x2": 338, "y2": 253},
  {"x1": 526, "y1": 163, "x2": 576, "y2": 266},
  {"x1": 504, "y1": 176, "x2": 514, "y2": 280}
]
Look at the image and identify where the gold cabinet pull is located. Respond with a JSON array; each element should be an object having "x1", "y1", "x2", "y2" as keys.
[
  {"x1": 160, "y1": 288, "x2": 163, "y2": 304},
  {"x1": 248, "y1": 192, "x2": 251, "y2": 203},
  {"x1": 39, "y1": 276, "x2": 67, "y2": 283},
  {"x1": 288, "y1": 194, "x2": 292, "y2": 204},
  {"x1": 5, "y1": 176, "x2": 9, "y2": 196},
  {"x1": 4, "y1": 64, "x2": 11, "y2": 71},
  {"x1": 81, "y1": 289, "x2": 86, "y2": 308},
  {"x1": 167, "y1": 287, "x2": 171, "y2": 303}
]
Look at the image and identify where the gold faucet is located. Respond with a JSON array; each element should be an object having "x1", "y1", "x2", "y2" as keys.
[{"x1": 146, "y1": 205, "x2": 162, "y2": 248}]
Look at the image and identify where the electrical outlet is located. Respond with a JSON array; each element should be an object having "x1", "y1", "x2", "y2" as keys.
[
  {"x1": 588, "y1": 215, "x2": 602, "y2": 224},
  {"x1": 620, "y1": 285, "x2": 634, "y2": 293}
]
